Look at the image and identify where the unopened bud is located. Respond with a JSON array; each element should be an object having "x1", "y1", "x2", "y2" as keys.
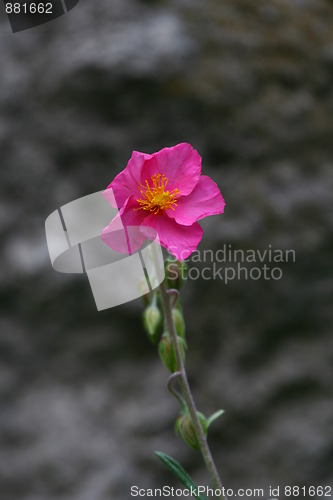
[
  {"x1": 165, "y1": 259, "x2": 188, "y2": 290},
  {"x1": 158, "y1": 332, "x2": 186, "y2": 373},
  {"x1": 158, "y1": 333, "x2": 174, "y2": 372},
  {"x1": 175, "y1": 409, "x2": 207, "y2": 450},
  {"x1": 172, "y1": 308, "x2": 186, "y2": 340},
  {"x1": 143, "y1": 304, "x2": 163, "y2": 344}
]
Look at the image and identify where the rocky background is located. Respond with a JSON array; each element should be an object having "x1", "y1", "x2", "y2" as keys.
[{"x1": 0, "y1": 0, "x2": 333, "y2": 499}]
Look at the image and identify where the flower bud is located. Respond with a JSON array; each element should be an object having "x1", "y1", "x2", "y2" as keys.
[
  {"x1": 164, "y1": 259, "x2": 188, "y2": 290},
  {"x1": 158, "y1": 333, "x2": 174, "y2": 372},
  {"x1": 172, "y1": 308, "x2": 186, "y2": 341},
  {"x1": 158, "y1": 332, "x2": 186, "y2": 373},
  {"x1": 175, "y1": 409, "x2": 207, "y2": 450},
  {"x1": 143, "y1": 304, "x2": 163, "y2": 344}
]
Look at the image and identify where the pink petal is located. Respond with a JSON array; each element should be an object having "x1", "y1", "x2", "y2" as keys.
[
  {"x1": 102, "y1": 196, "x2": 147, "y2": 254},
  {"x1": 167, "y1": 175, "x2": 225, "y2": 226},
  {"x1": 143, "y1": 213, "x2": 203, "y2": 260},
  {"x1": 104, "y1": 150, "x2": 152, "y2": 209},
  {"x1": 141, "y1": 143, "x2": 202, "y2": 196}
]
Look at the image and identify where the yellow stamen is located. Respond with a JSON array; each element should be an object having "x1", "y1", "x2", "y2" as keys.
[{"x1": 136, "y1": 174, "x2": 181, "y2": 215}]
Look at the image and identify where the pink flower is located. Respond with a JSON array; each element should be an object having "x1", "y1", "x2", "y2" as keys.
[{"x1": 102, "y1": 143, "x2": 225, "y2": 260}]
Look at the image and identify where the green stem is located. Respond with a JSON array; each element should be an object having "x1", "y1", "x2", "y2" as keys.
[{"x1": 159, "y1": 281, "x2": 227, "y2": 500}]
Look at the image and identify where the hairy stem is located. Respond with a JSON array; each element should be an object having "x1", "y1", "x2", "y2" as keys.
[{"x1": 159, "y1": 281, "x2": 227, "y2": 500}]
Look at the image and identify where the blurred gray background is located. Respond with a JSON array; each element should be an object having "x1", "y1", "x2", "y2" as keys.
[{"x1": 0, "y1": 0, "x2": 332, "y2": 499}]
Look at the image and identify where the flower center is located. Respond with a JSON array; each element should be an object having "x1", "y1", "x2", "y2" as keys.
[{"x1": 136, "y1": 174, "x2": 181, "y2": 215}]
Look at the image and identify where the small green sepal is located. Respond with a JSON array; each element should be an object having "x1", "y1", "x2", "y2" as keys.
[{"x1": 206, "y1": 409, "x2": 224, "y2": 430}]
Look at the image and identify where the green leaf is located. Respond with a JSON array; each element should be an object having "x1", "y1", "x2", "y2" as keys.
[
  {"x1": 155, "y1": 451, "x2": 209, "y2": 500},
  {"x1": 206, "y1": 410, "x2": 224, "y2": 429}
]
